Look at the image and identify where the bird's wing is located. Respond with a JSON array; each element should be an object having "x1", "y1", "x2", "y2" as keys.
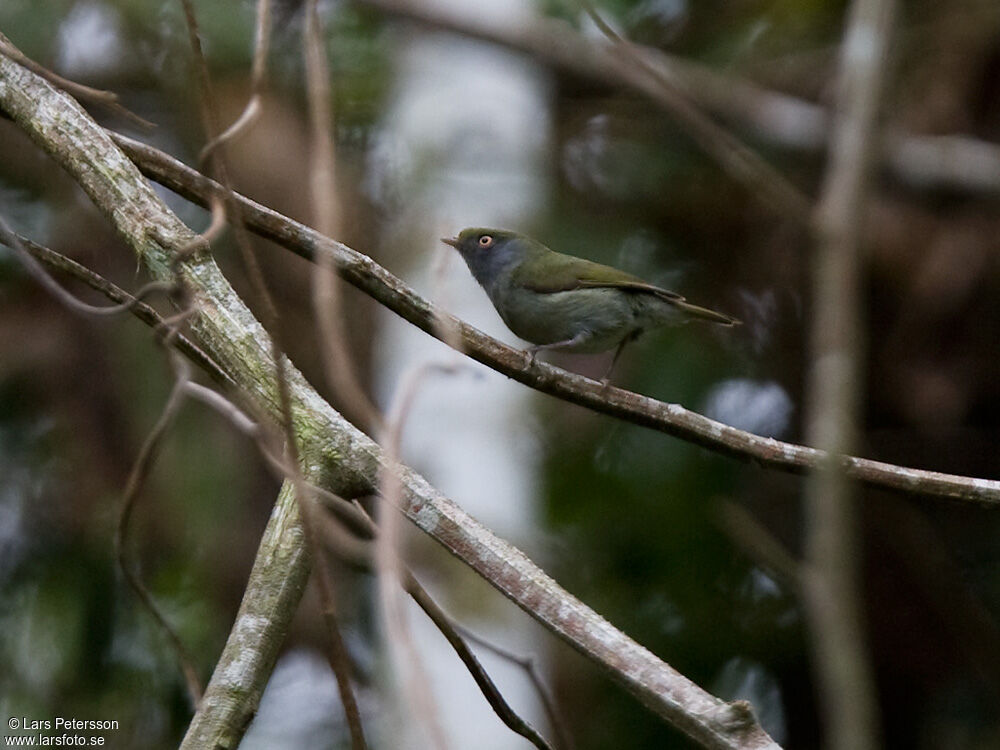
[
  {"x1": 513, "y1": 252, "x2": 685, "y2": 300},
  {"x1": 513, "y1": 252, "x2": 739, "y2": 326}
]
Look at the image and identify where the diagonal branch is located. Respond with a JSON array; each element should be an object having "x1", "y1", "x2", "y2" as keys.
[
  {"x1": 0, "y1": 232, "x2": 235, "y2": 389},
  {"x1": 0, "y1": 50, "x2": 779, "y2": 750},
  {"x1": 403, "y1": 569, "x2": 556, "y2": 750},
  {"x1": 111, "y1": 133, "x2": 1000, "y2": 509},
  {"x1": 450, "y1": 621, "x2": 574, "y2": 750},
  {"x1": 0, "y1": 36, "x2": 153, "y2": 128}
]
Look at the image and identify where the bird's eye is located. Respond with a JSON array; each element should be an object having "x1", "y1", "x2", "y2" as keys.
[{"x1": 478, "y1": 235, "x2": 494, "y2": 248}]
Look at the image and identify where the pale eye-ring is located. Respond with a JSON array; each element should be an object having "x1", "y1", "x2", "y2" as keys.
[{"x1": 478, "y1": 235, "x2": 494, "y2": 248}]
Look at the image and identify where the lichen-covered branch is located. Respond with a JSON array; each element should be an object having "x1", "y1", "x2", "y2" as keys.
[
  {"x1": 0, "y1": 50, "x2": 779, "y2": 750},
  {"x1": 181, "y1": 481, "x2": 310, "y2": 749}
]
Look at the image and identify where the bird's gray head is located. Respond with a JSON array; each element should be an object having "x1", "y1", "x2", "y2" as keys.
[{"x1": 441, "y1": 228, "x2": 527, "y2": 289}]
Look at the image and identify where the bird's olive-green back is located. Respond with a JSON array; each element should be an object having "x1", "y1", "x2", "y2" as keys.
[{"x1": 510, "y1": 240, "x2": 683, "y2": 301}]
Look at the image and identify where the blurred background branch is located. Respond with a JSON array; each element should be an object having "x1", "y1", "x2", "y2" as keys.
[
  {"x1": 802, "y1": 1, "x2": 896, "y2": 748},
  {"x1": 360, "y1": 0, "x2": 1000, "y2": 196}
]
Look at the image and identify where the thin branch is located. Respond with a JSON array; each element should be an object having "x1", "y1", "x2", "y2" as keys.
[
  {"x1": 183, "y1": 381, "x2": 260, "y2": 436},
  {"x1": 313, "y1": 559, "x2": 370, "y2": 750},
  {"x1": 340, "y1": 501, "x2": 558, "y2": 750},
  {"x1": 197, "y1": 0, "x2": 270, "y2": 163},
  {"x1": 304, "y1": 0, "x2": 384, "y2": 433},
  {"x1": 0, "y1": 35, "x2": 154, "y2": 129},
  {"x1": 452, "y1": 623, "x2": 573, "y2": 750},
  {"x1": 0, "y1": 233, "x2": 236, "y2": 389},
  {"x1": 0, "y1": 216, "x2": 175, "y2": 317},
  {"x1": 803, "y1": 0, "x2": 896, "y2": 748},
  {"x1": 114, "y1": 350, "x2": 203, "y2": 706},
  {"x1": 403, "y1": 573, "x2": 555, "y2": 750},
  {"x1": 112, "y1": 133, "x2": 1000, "y2": 509},
  {"x1": 715, "y1": 501, "x2": 801, "y2": 592}
]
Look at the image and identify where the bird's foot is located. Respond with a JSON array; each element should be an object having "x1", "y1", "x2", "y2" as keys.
[
  {"x1": 598, "y1": 360, "x2": 619, "y2": 387},
  {"x1": 524, "y1": 346, "x2": 539, "y2": 368},
  {"x1": 598, "y1": 338, "x2": 628, "y2": 387}
]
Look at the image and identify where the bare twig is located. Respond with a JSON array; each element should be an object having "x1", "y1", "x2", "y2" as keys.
[
  {"x1": 715, "y1": 501, "x2": 801, "y2": 591},
  {"x1": 0, "y1": 216, "x2": 174, "y2": 317},
  {"x1": 112, "y1": 134, "x2": 1000, "y2": 509},
  {"x1": 403, "y1": 574, "x2": 555, "y2": 750},
  {"x1": 183, "y1": 381, "x2": 259, "y2": 435},
  {"x1": 339, "y1": 500, "x2": 557, "y2": 750},
  {"x1": 313, "y1": 558, "x2": 369, "y2": 750},
  {"x1": 0, "y1": 34, "x2": 154, "y2": 129},
  {"x1": 803, "y1": 0, "x2": 897, "y2": 748},
  {"x1": 114, "y1": 349, "x2": 203, "y2": 706},
  {"x1": 197, "y1": 0, "x2": 271, "y2": 163},
  {"x1": 177, "y1": 0, "x2": 294, "y2": 465},
  {"x1": 452, "y1": 624, "x2": 573, "y2": 750},
  {"x1": 1, "y1": 233, "x2": 235, "y2": 389},
  {"x1": 95, "y1": 147, "x2": 209, "y2": 705},
  {"x1": 304, "y1": 0, "x2": 384, "y2": 433}
]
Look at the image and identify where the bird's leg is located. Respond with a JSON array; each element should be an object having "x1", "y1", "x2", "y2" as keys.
[
  {"x1": 600, "y1": 341, "x2": 628, "y2": 385},
  {"x1": 600, "y1": 329, "x2": 642, "y2": 385},
  {"x1": 525, "y1": 330, "x2": 593, "y2": 367}
]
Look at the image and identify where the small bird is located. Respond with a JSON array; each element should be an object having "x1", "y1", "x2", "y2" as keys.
[{"x1": 442, "y1": 228, "x2": 740, "y2": 381}]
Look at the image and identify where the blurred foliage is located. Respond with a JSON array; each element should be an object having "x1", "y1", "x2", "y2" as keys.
[{"x1": 2, "y1": 0, "x2": 1000, "y2": 749}]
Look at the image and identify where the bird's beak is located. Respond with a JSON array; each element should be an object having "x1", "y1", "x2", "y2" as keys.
[{"x1": 441, "y1": 237, "x2": 460, "y2": 249}]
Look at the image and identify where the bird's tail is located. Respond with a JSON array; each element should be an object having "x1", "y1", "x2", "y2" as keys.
[{"x1": 674, "y1": 299, "x2": 741, "y2": 326}]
